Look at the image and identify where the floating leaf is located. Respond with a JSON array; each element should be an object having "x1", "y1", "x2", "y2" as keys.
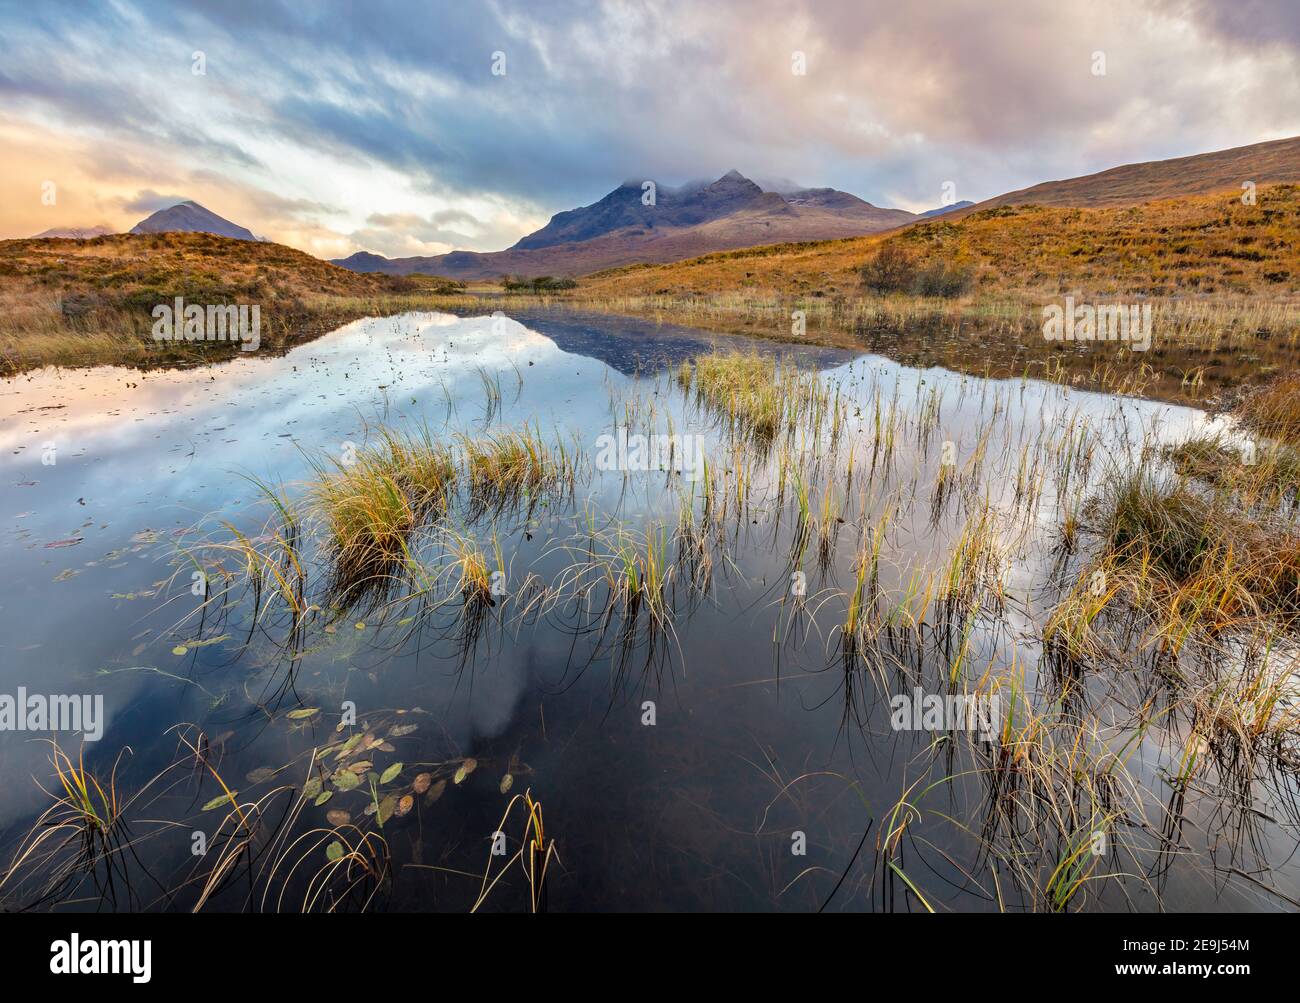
[
  {"x1": 172, "y1": 646, "x2": 188, "y2": 656},
  {"x1": 245, "y1": 767, "x2": 277, "y2": 784},
  {"x1": 499, "y1": 773, "x2": 514, "y2": 794},
  {"x1": 202, "y1": 792, "x2": 237, "y2": 811},
  {"x1": 425, "y1": 779, "x2": 447, "y2": 804},
  {"x1": 325, "y1": 841, "x2": 344, "y2": 861},
  {"x1": 395, "y1": 794, "x2": 414, "y2": 817},
  {"x1": 313, "y1": 790, "x2": 333, "y2": 806},
  {"x1": 286, "y1": 707, "x2": 320, "y2": 720},
  {"x1": 388, "y1": 724, "x2": 418, "y2": 738},
  {"x1": 380, "y1": 762, "x2": 403, "y2": 784},
  {"x1": 354, "y1": 622, "x2": 366, "y2": 631},
  {"x1": 377, "y1": 794, "x2": 398, "y2": 826},
  {"x1": 332, "y1": 770, "x2": 361, "y2": 791},
  {"x1": 186, "y1": 634, "x2": 231, "y2": 649},
  {"x1": 453, "y1": 758, "x2": 477, "y2": 785},
  {"x1": 412, "y1": 772, "x2": 432, "y2": 795},
  {"x1": 303, "y1": 777, "x2": 323, "y2": 799},
  {"x1": 326, "y1": 809, "x2": 351, "y2": 826}
]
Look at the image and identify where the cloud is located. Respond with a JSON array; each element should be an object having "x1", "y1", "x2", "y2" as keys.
[
  {"x1": 119, "y1": 190, "x2": 191, "y2": 214},
  {"x1": 1, "y1": 0, "x2": 1298, "y2": 248},
  {"x1": 1160, "y1": 0, "x2": 1300, "y2": 48},
  {"x1": 351, "y1": 205, "x2": 541, "y2": 257}
]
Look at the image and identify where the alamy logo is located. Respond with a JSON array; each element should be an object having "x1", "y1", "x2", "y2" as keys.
[
  {"x1": 50, "y1": 935, "x2": 151, "y2": 983},
  {"x1": 151, "y1": 296, "x2": 261, "y2": 351},
  {"x1": 1041, "y1": 297, "x2": 1152, "y2": 351},
  {"x1": 0, "y1": 688, "x2": 104, "y2": 741},
  {"x1": 889, "y1": 689, "x2": 1002, "y2": 742},
  {"x1": 595, "y1": 426, "x2": 705, "y2": 481}
]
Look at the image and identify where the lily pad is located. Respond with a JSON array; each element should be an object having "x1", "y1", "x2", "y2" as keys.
[
  {"x1": 453, "y1": 758, "x2": 477, "y2": 785},
  {"x1": 325, "y1": 841, "x2": 344, "y2": 862},
  {"x1": 412, "y1": 772, "x2": 432, "y2": 794},
  {"x1": 334, "y1": 738, "x2": 362, "y2": 762},
  {"x1": 380, "y1": 762, "x2": 403, "y2": 784}
]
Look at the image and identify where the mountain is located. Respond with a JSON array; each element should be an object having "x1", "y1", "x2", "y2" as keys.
[
  {"x1": 919, "y1": 201, "x2": 975, "y2": 218},
  {"x1": 129, "y1": 200, "x2": 256, "y2": 241},
  {"x1": 577, "y1": 136, "x2": 1300, "y2": 307},
  {"x1": 332, "y1": 170, "x2": 917, "y2": 279},
  {"x1": 31, "y1": 224, "x2": 115, "y2": 239},
  {"x1": 331, "y1": 251, "x2": 395, "y2": 273},
  {"x1": 968, "y1": 135, "x2": 1300, "y2": 212}
]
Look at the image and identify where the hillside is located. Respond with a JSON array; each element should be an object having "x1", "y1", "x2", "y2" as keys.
[
  {"x1": 332, "y1": 170, "x2": 916, "y2": 279},
  {"x1": 579, "y1": 183, "x2": 1300, "y2": 301},
  {"x1": 0, "y1": 232, "x2": 448, "y2": 373},
  {"x1": 967, "y1": 135, "x2": 1300, "y2": 212},
  {"x1": 570, "y1": 183, "x2": 1300, "y2": 402}
]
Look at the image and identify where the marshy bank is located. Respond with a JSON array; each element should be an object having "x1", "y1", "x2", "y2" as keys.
[
  {"x1": 1, "y1": 309, "x2": 1299, "y2": 912},
  {"x1": 0, "y1": 232, "x2": 466, "y2": 374}
]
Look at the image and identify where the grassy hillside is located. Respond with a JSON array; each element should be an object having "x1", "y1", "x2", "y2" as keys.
[
  {"x1": 567, "y1": 183, "x2": 1300, "y2": 401},
  {"x1": 0, "y1": 232, "x2": 459, "y2": 373},
  {"x1": 580, "y1": 183, "x2": 1300, "y2": 300},
  {"x1": 971, "y1": 135, "x2": 1300, "y2": 211},
  {"x1": 5, "y1": 183, "x2": 1299, "y2": 404}
]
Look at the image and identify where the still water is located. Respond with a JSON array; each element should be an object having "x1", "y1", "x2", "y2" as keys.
[{"x1": 0, "y1": 310, "x2": 1293, "y2": 912}]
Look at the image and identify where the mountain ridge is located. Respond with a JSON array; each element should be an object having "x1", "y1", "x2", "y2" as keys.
[{"x1": 334, "y1": 170, "x2": 916, "y2": 279}]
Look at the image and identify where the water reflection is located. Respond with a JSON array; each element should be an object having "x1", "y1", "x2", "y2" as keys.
[{"x1": 0, "y1": 309, "x2": 1290, "y2": 913}]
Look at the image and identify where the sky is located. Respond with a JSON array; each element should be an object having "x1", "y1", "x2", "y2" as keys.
[{"x1": 2, "y1": 0, "x2": 1299, "y2": 259}]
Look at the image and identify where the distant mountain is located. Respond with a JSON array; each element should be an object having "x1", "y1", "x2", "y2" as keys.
[
  {"x1": 31, "y1": 224, "x2": 115, "y2": 239},
  {"x1": 331, "y1": 251, "x2": 394, "y2": 273},
  {"x1": 515, "y1": 170, "x2": 780, "y2": 249},
  {"x1": 919, "y1": 201, "x2": 975, "y2": 218},
  {"x1": 129, "y1": 201, "x2": 255, "y2": 241},
  {"x1": 332, "y1": 170, "x2": 917, "y2": 280}
]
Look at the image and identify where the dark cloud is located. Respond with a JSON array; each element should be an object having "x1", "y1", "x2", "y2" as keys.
[{"x1": 1160, "y1": 0, "x2": 1300, "y2": 47}]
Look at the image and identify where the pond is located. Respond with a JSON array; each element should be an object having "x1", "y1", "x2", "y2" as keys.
[{"x1": 0, "y1": 309, "x2": 1295, "y2": 912}]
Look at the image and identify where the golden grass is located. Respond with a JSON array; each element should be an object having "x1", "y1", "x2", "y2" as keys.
[
  {"x1": 579, "y1": 184, "x2": 1300, "y2": 302},
  {"x1": 552, "y1": 184, "x2": 1300, "y2": 402},
  {"x1": 0, "y1": 231, "x2": 462, "y2": 373},
  {"x1": 310, "y1": 429, "x2": 457, "y2": 594}
]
